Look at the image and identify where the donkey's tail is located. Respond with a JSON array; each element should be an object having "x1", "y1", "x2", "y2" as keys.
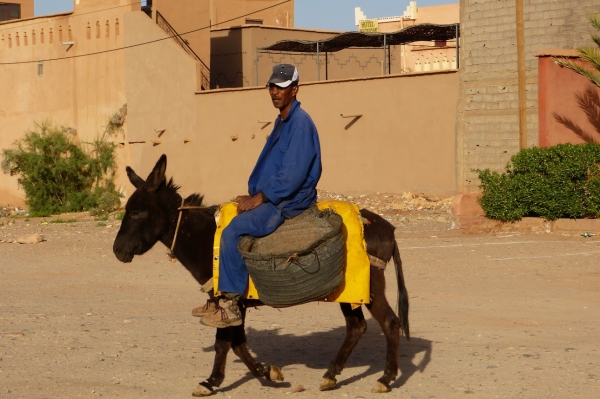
[{"x1": 393, "y1": 241, "x2": 410, "y2": 340}]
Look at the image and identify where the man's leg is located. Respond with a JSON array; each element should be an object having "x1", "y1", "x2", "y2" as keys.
[{"x1": 201, "y1": 203, "x2": 284, "y2": 328}]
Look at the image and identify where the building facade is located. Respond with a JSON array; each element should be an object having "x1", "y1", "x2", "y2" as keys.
[
  {"x1": 355, "y1": 2, "x2": 460, "y2": 74},
  {"x1": 0, "y1": 0, "x2": 33, "y2": 22},
  {"x1": 456, "y1": 0, "x2": 600, "y2": 192},
  {"x1": 212, "y1": 2, "x2": 460, "y2": 89},
  {"x1": 2, "y1": 0, "x2": 598, "y2": 208},
  {"x1": 0, "y1": 0, "x2": 294, "y2": 205}
]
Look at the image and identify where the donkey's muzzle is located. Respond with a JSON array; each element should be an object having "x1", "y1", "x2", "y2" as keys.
[{"x1": 113, "y1": 244, "x2": 134, "y2": 263}]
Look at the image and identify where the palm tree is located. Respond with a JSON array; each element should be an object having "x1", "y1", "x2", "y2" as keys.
[{"x1": 554, "y1": 14, "x2": 600, "y2": 87}]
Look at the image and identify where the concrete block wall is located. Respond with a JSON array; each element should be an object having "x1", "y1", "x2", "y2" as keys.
[{"x1": 456, "y1": 0, "x2": 600, "y2": 192}]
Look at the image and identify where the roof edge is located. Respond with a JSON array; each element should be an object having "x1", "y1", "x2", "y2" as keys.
[
  {"x1": 534, "y1": 48, "x2": 579, "y2": 58},
  {"x1": 195, "y1": 69, "x2": 458, "y2": 95},
  {"x1": 0, "y1": 11, "x2": 74, "y2": 27},
  {"x1": 210, "y1": 24, "x2": 345, "y2": 35}
]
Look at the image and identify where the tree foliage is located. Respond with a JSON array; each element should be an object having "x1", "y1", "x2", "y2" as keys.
[
  {"x1": 475, "y1": 143, "x2": 600, "y2": 222},
  {"x1": 1, "y1": 121, "x2": 121, "y2": 217}
]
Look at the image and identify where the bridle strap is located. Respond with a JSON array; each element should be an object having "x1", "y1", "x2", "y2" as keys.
[
  {"x1": 167, "y1": 201, "x2": 211, "y2": 260},
  {"x1": 167, "y1": 198, "x2": 186, "y2": 260},
  {"x1": 178, "y1": 205, "x2": 209, "y2": 210}
]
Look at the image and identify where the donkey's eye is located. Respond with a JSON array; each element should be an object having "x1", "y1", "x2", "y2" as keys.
[{"x1": 130, "y1": 211, "x2": 147, "y2": 220}]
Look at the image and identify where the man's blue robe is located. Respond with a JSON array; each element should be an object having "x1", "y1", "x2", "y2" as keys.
[{"x1": 218, "y1": 100, "x2": 322, "y2": 295}]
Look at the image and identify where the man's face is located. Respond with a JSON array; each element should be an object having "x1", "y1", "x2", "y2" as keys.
[{"x1": 268, "y1": 83, "x2": 298, "y2": 111}]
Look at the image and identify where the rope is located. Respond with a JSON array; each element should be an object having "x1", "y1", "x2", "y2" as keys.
[
  {"x1": 368, "y1": 254, "x2": 388, "y2": 270},
  {"x1": 167, "y1": 197, "x2": 186, "y2": 261},
  {"x1": 200, "y1": 278, "x2": 214, "y2": 293},
  {"x1": 178, "y1": 205, "x2": 210, "y2": 211}
]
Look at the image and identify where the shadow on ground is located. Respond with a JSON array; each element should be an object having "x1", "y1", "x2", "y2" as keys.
[{"x1": 203, "y1": 319, "x2": 432, "y2": 391}]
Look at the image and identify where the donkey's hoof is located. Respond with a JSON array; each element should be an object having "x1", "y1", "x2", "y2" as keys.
[
  {"x1": 319, "y1": 377, "x2": 337, "y2": 391},
  {"x1": 371, "y1": 381, "x2": 391, "y2": 393},
  {"x1": 269, "y1": 365, "x2": 284, "y2": 381},
  {"x1": 192, "y1": 381, "x2": 214, "y2": 397}
]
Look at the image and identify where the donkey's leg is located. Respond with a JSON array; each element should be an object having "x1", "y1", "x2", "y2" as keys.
[
  {"x1": 222, "y1": 304, "x2": 283, "y2": 382},
  {"x1": 192, "y1": 328, "x2": 233, "y2": 397},
  {"x1": 320, "y1": 303, "x2": 368, "y2": 391},
  {"x1": 193, "y1": 306, "x2": 284, "y2": 397},
  {"x1": 230, "y1": 324, "x2": 285, "y2": 382},
  {"x1": 365, "y1": 267, "x2": 401, "y2": 393}
]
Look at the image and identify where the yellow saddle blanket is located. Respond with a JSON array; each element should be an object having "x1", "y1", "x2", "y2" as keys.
[{"x1": 213, "y1": 200, "x2": 371, "y2": 305}]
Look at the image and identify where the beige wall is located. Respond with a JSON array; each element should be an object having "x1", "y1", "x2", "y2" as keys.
[
  {"x1": 4, "y1": 0, "x2": 34, "y2": 19},
  {"x1": 121, "y1": 10, "x2": 200, "y2": 190},
  {"x1": 213, "y1": 25, "x2": 407, "y2": 88},
  {"x1": 418, "y1": 4, "x2": 459, "y2": 25},
  {"x1": 125, "y1": 71, "x2": 458, "y2": 205},
  {"x1": 74, "y1": 0, "x2": 134, "y2": 13},
  {"x1": 151, "y1": 0, "x2": 211, "y2": 72},
  {"x1": 0, "y1": 0, "x2": 458, "y2": 208},
  {"x1": 210, "y1": 0, "x2": 293, "y2": 29},
  {"x1": 146, "y1": 0, "x2": 294, "y2": 88},
  {"x1": 0, "y1": 2, "x2": 137, "y2": 206},
  {"x1": 0, "y1": 1, "x2": 209, "y2": 207},
  {"x1": 212, "y1": 26, "x2": 347, "y2": 88}
]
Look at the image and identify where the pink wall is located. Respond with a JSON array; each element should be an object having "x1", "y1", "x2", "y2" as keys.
[{"x1": 538, "y1": 50, "x2": 600, "y2": 147}]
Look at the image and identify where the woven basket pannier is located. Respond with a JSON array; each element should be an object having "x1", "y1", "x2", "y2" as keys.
[{"x1": 238, "y1": 206, "x2": 345, "y2": 308}]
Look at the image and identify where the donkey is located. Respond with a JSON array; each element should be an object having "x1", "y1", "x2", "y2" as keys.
[{"x1": 112, "y1": 154, "x2": 410, "y2": 396}]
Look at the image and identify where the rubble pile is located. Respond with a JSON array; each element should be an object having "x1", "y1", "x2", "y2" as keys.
[
  {"x1": 1, "y1": 206, "x2": 28, "y2": 218},
  {"x1": 317, "y1": 190, "x2": 455, "y2": 230}
]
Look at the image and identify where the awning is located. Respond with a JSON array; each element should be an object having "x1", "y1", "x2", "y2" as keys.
[{"x1": 259, "y1": 23, "x2": 460, "y2": 53}]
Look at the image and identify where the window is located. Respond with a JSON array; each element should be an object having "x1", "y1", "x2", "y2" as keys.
[
  {"x1": 37, "y1": 61, "x2": 44, "y2": 77},
  {"x1": 0, "y1": 3, "x2": 21, "y2": 22},
  {"x1": 245, "y1": 18, "x2": 263, "y2": 25}
]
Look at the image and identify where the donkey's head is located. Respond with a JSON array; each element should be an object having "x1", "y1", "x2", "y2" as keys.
[{"x1": 113, "y1": 154, "x2": 178, "y2": 263}]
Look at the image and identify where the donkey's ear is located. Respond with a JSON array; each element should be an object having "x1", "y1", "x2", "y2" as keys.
[
  {"x1": 126, "y1": 166, "x2": 145, "y2": 189},
  {"x1": 145, "y1": 154, "x2": 167, "y2": 192}
]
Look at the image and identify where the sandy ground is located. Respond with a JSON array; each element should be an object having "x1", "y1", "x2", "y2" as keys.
[{"x1": 1, "y1": 202, "x2": 600, "y2": 398}]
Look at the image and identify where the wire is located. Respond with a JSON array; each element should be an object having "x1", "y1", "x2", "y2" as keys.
[
  {"x1": 0, "y1": 0, "x2": 291, "y2": 66},
  {"x1": 0, "y1": 1, "x2": 144, "y2": 33}
]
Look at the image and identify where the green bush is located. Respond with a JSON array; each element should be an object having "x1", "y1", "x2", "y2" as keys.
[
  {"x1": 88, "y1": 188, "x2": 122, "y2": 216},
  {"x1": 475, "y1": 143, "x2": 600, "y2": 221},
  {"x1": 1, "y1": 121, "x2": 121, "y2": 217}
]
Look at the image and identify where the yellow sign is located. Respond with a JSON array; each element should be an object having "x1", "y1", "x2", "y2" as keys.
[{"x1": 359, "y1": 19, "x2": 378, "y2": 33}]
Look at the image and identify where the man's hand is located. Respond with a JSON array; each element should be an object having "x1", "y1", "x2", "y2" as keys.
[{"x1": 235, "y1": 193, "x2": 263, "y2": 213}]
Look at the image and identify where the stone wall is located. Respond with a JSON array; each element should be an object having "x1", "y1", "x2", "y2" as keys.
[{"x1": 456, "y1": 0, "x2": 600, "y2": 191}]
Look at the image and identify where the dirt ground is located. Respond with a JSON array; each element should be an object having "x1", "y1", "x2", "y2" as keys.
[{"x1": 1, "y1": 193, "x2": 600, "y2": 398}]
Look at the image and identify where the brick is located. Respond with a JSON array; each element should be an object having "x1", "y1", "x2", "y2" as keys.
[
  {"x1": 457, "y1": 0, "x2": 595, "y2": 184},
  {"x1": 465, "y1": 102, "x2": 485, "y2": 111},
  {"x1": 533, "y1": 3, "x2": 551, "y2": 12}
]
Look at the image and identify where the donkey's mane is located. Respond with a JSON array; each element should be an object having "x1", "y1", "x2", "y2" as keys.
[{"x1": 163, "y1": 177, "x2": 217, "y2": 214}]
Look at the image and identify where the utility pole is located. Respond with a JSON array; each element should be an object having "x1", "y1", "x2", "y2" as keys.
[{"x1": 516, "y1": 0, "x2": 527, "y2": 149}]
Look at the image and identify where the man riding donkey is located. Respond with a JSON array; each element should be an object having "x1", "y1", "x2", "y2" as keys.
[{"x1": 197, "y1": 64, "x2": 322, "y2": 328}]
